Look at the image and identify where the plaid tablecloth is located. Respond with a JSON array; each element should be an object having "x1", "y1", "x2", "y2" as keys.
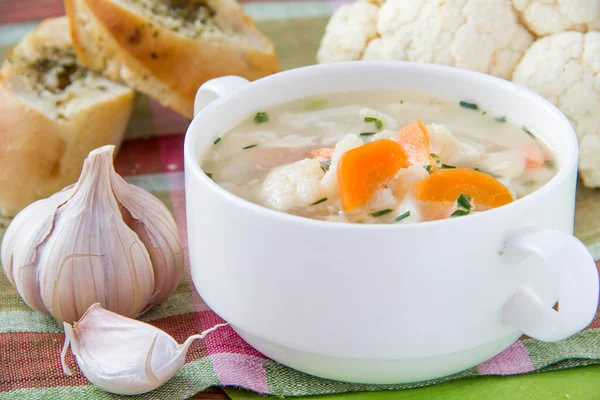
[{"x1": 1, "y1": 0, "x2": 600, "y2": 398}]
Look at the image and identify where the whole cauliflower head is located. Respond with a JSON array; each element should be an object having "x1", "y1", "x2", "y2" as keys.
[
  {"x1": 513, "y1": 0, "x2": 600, "y2": 36},
  {"x1": 513, "y1": 32, "x2": 600, "y2": 187},
  {"x1": 318, "y1": 0, "x2": 534, "y2": 80}
]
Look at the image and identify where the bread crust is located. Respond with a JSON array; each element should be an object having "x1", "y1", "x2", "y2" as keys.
[
  {"x1": 0, "y1": 18, "x2": 135, "y2": 217},
  {"x1": 66, "y1": 0, "x2": 281, "y2": 118}
]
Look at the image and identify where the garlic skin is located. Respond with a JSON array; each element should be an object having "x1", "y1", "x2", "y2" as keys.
[
  {"x1": 1, "y1": 145, "x2": 183, "y2": 323},
  {"x1": 62, "y1": 303, "x2": 228, "y2": 395}
]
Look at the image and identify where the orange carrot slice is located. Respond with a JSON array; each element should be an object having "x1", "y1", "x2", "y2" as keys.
[
  {"x1": 395, "y1": 120, "x2": 437, "y2": 170},
  {"x1": 414, "y1": 168, "x2": 513, "y2": 210},
  {"x1": 310, "y1": 148, "x2": 334, "y2": 161},
  {"x1": 337, "y1": 139, "x2": 409, "y2": 212}
]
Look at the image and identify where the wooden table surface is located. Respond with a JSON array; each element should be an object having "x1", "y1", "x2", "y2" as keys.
[{"x1": 189, "y1": 387, "x2": 230, "y2": 399}]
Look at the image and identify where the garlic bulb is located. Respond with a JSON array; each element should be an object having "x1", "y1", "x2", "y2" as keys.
[
  {"x1": 1, "y1": 145, "x2": 183, "y2": 323},
  {"x1": 62, "y1": 303, "x2": 228, "y2": 395}
]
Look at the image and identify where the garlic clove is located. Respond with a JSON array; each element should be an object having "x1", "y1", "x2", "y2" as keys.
[
  {"x1": 110, "y1": 172, "x2": 184, "y2": 305},
  {"x1": 61, "y1": 303, "x2": 227, "y2": 395},
  {"x1": 1, "y1": 188, "x2": 73, "y2": 312}
]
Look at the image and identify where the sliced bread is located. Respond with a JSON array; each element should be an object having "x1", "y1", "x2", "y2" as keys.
[
  {"x1": 65, "y1": 0, "x2": 281, "y2": 118},
  {"x1": 0, "y1": 17, "x2": 135, "y2": 216}
]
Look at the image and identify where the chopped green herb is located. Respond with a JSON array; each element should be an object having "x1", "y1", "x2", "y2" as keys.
[
  {"x1": 430, "y1": 153, "x2": 441, "y2": 164},
  {"x1": 321, "y1": 166, "x2": 326, "y2": 173},
  {"x1": 371, "y1": 208, "x2": 393, "y2": 217},
  {"x1": 213, "y1": 137, "x2": 221, "y2": 145},
  {"x1": 474, "y1": 167, "x2": 481, "y2": 172},
  {"x1": 322, "y1": 160, "x2": 331, "y2": 168},
  {"x1": 451, "y1": 209, "x2": 470, "y2": 217},
  {"x1": 456, "y1": 194, "x2": 472, "y2": 210},
  {"x1": 544, "y1": 159, "x2": 555, "y2": 169},
  {"x1": 306, "y1": 98, "x2": 327, "y2": 111},
  {"x1": 522, "y1": 179, "x2": 538, "y2": 187},
  {"x1": 360, "y1": 132, "x2": 377, "y2": 137},
  {"x1": 364, "y1": 117, "x2": 383, "y2": 130},
  {"x1": 242, "y1": 144, "x2": 258, "y2": 150},
  {"x1": 482, "y1": 111, "x2": 488, "y2": 116},
  {"x1": 495, "y1": 116, "x2": 507, "y2": 123},
  {"x1": 310, "y1": 197, "x2": 328, "y2": 206},
  {"x1": 424, "y1": 165, "x2": 432, "y2": 173},
  {"x1": 395, "y1": 211, "x2": 411, "y2": 222},
  {"x1": 459, "y1": 101, "x2": 479, "y2": 110},
  {"x1": 254, "y1": 112, "x2": 269, "y2": 124},
  {"x1": 400, "y1": 100, "x2": 404, "y2": 104},
  {"x1": 206, "y1": 173, "x2": 213, "y2": 179},
  {"x1": 522, "y1": 126, "x2": 535, "y2": 138},
  {"x1": 441, "y1": 163, "x2": 456, "y2": 169}
]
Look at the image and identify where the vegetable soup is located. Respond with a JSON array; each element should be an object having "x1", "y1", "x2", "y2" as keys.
[{"x1": 200, "y1": 91, "x2": 557, "y2": 224}]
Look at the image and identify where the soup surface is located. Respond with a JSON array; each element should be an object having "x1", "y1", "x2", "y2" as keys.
[{"x1": 201, "y1": 91, "x2": 557, "y2": 223}]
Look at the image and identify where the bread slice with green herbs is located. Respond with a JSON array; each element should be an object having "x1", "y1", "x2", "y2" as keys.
[
  {"x1": 0, "y1": 17, "x2": 135, "y2": 216},
  {"x1": 65, "y1": 0, "x2": 281, "y2": 118}
]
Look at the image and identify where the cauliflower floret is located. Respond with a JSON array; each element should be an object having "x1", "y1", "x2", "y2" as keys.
[
  {"x1": 513, "y1": 32, "x2": 600, "y2": 187},
  {"x1": 366, "y1": 188, "x2": 397, "y2": 211},
  {"x1": 513, "y1": 0, "x2": 600, "y2": 36},
  {"x1": 427, "y1": 124, "x2": 484, "y2": 167},
  {"x1": 387, "y1": 165, "x2": 429, "y2": 199},
  {"x1": 362, "y1": 38, "x2": 384, "y2": 60},
  {"x1": 262, "y1": 159, "x2": 326, "y2": 211},
  {"x1": 317, "y1": 0, "x2": 380, "y2": 63},
  {"x1": 365, "y1": 0, "x2": 534, "y2": 79},
  {"x1": 321, "y1": 134, "x2": 364, "y2": 195},
  {"x1": 477, "y1": 150, "x2": 526, "y2": 178}
]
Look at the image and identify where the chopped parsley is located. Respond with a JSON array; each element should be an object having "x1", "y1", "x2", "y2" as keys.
[
  {"x1": 522, "y1": 126, "x2": 535, "y2": 138},
  {"x1": 213, "y1": 137, "x2": 221, "y2": 145},
  {"x1": 544, "y1": 159, "x2": 555, "y2": 169},
  {"x1": 523, "y1": 179, "x2": 538, "y2": 187},
  {"x1": 321, "y1": 166, "x2": 326, "y2": 173},
  {"x1": 360, "y1": 132, "x2": 377, "y2": 137},
  {"x1": 450, "y1": 209, "x2": 470, "y2": 217},
  {"x1": 451, "y1": 193, "x2": 472, "y2": 218},
  {"x1": 495, "y1": 116, "x2": 507, "y2": 123},
  {"x1": 441, "y1": 163, "x2": 456, "y2": 169},
  {"x1": 474, "y1": 167, "x2": 481, "y2": 172},
  {"x1": 310, "y1": 197, "x2": 328, "y2": 206},
  {"x1": 242, "y1": 144, "x2": 258, "y2": 149},
  {"x1": 456, "y1": 194, "x2": 472, "y2": 210},
  {"x1": 364, "y1": 117, "x2": 383, "y2": 130},
  {"x1": 424, "y1": 165, "x2": 432, "y2": 173},
  {"x1": 306, "y1": 98, "x2": 327, "y2": 111},
  {"x1": 395, "y1": 211, "x2": 411, "y2": 222},
  {"x1": 371, "y1": 208, "x2": 393, "y2": 217},
  {"x1": 206, "y1": 172, "x2": 213, "y2": 179},
  {"x1": 254, "y1": 112, "x2": 269, "y2": 124},
  {"x1": 482, "y1": 111, "x2": 488, "y2": 116},
  {"x1": 459, "y1": 101, "x2": 479, "y2": 110},
  {"x1": 400, "y1": 100, "x2": 404, "y2": 104},
  {"x1": 430, "y1": 153, "x2": 441, "y2": 166}
]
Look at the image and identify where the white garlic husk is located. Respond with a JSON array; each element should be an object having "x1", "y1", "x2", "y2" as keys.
[
  {"x1": 62, "y1": 303, "x2": 228, "y2": 395},
  {"x1": 0, "y1": 145, "x2": 183, "y2": 323}
]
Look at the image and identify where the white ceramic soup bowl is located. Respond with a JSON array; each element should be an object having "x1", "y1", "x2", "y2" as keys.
[{"x1": 184, "y1": 61, "x2": 599, "y2": 384}]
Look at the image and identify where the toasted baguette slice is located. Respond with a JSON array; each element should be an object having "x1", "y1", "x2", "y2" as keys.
[
  {"x1": 0, "y1": 17, "x2": 135, "y2": 217},
  {"x1": 65, "y1": 0, "x2": 281, "y2": 118}
]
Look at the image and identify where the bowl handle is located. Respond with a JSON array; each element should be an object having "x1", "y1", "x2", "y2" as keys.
[
  {"x1": 194, "y1": 76, "x2": 251, "y2": 117},
  {"x1": 502, "y1": 229, "x2": 599, "y2": 342}
]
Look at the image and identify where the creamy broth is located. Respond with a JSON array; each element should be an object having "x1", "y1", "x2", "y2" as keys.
[{"x1": 201, "y1": 91, "x2": 557, "y2": 223}]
